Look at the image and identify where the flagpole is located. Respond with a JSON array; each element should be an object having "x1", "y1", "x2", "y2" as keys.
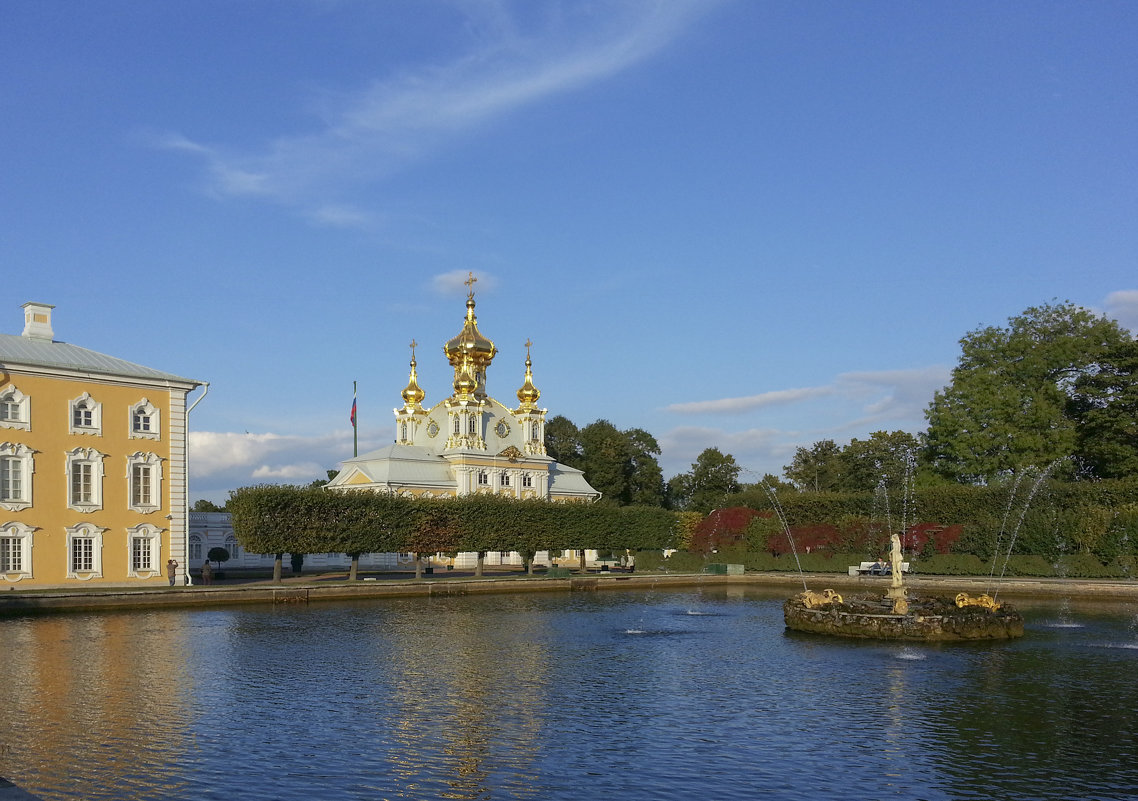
[{"x1": 353, "y1": 380, "x2": 358, "y2": 457}]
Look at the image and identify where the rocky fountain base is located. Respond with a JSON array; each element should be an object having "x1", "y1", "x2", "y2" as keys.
[{"x1": 783, "y1": 590, "x2": 1025, "y2": 641}]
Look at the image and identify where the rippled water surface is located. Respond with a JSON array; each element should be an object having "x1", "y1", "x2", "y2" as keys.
[{"x1": 2, "y1": 587, "x2": 1137, "y2": 800}]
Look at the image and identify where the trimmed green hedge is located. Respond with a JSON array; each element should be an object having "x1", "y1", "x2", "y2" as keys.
[{"x1": 228, "y1": 486, "x2": 680, "y2": 559}]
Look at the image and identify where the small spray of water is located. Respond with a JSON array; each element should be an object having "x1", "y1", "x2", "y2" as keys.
[
  {"x1": 764, "y1": 483, "x2": 808, "y2": 592},
  {"x1": 991, "y1": 458, "x2": 1065, "y2": 601}
]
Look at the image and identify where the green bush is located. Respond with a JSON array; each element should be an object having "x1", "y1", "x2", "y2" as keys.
[
  {"x1": 912, "y1": 553, "x2": 989, "y2": 576},
  {"x1": 1056, "y1": 553, "x2": 1118, "y2": 578},
  {"x1": 1001, "y1": 555, "x2": 1056, "y2": 577},
  {"x1": 657, "y1": 550, "x2": 706, "y2": 572}
]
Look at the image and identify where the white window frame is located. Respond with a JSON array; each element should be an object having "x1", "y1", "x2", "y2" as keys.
[
  {"x1": 522, "y1": 474, "x2": 533, "y2": 488},
  {"x1": 0, "y1": 443, "x2": 35, "y2": 511},
  {"x1": 126, "y1": 452, "x2": 163, "y2": 513},
  {"x1": 129, "y1": 398, "x2": 161, "y2": 441},
  {"x1": 0, "y1": 521, "x2": 35, "y2": 581},
  {"x1": 126, "y1": 523, "x2": 163, "y2": 578},
  {"x1": 477, "y1": 471, "x2": 489, "y2": 486},
  {"x1": 189, "y1": 534, "x2": 202, "y2": 561},
  {"x1": 501, "y1": 472, "x2": 511, "y2": 488},
  {"x1": 66, "y1": 447, "x2": 106, "y2": 513},
  {"x1": 69, "y1": 392, "x2": 102, "y2": 436},
  {"x1": 0, "y1": 387, "x2": 30, "y2": 431},
  {"x1": 225, "y1": 535, "x2": 241, "y2": 560},
  {"x1": 66, "y1": 522, "x2": 105, "y2": 579}
]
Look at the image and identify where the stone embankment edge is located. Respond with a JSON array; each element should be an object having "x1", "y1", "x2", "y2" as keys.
[
  {"x1": 2, "y1": 572, "x2": 1137, "y2": 616},
  {"x1": 0, "y1": 777, "x2": 44, "y2": 801}
]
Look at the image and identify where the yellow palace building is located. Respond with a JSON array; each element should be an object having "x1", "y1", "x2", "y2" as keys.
[{"x1": 0, "y1": 302, "x2": 204, "y2": 588}]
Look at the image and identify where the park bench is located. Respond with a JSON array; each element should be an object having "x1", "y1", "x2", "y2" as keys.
[{"x1": 848, "y1": 561, "x2": 911, "y2": 577}]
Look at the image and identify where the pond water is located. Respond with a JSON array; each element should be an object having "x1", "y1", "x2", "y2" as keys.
[{"x1": 1, "y1": 587, "x2": 1137, "y2": 801}]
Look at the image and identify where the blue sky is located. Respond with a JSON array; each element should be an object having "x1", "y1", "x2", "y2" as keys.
[{"x1": 3, "y1": 1, "x2": 1136, "y2": 503}]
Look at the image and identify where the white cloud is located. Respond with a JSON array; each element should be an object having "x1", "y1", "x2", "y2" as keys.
[
  {"x1": 252, "y1": 463, "x2": 329, "y2": 480},
  {"x1": 188, "y1": 428, "x2": 390, "y2": 503},
  {"x1": 158, "y1": 1, "x2": 714, "y2": 222},
  {"x1": 1105, "y1": 289, "x2": 1138, "y2": 333},
  {"x1": 432, "y1": 269, "x2": 499, "y2": 295},
  {"x1": 667, "y1": 386, "x2": 834, "y2": 414},
  {"x1": 656, "y1": 365, "x2": 951, "y2": 480}
]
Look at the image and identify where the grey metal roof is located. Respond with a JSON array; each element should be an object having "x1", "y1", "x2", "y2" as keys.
[
  {"x1": 0, "y1": 333, "x2": 200, "y2": 386},
  {"x1": 548, "y1": 462, "x2": 602, "y2": 499},
  {"x1": 335, "y1": 443, "x2": 455, "y2": 488}
]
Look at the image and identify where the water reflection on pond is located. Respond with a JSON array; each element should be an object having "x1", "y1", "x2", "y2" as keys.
[{"x1": 1, "y1": 587, "x2": 1137, "y2": 800}]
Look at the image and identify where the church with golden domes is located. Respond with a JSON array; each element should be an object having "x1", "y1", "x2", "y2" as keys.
[{"x1": 326, "y1": 275, "x2": 600, "y2": 502}]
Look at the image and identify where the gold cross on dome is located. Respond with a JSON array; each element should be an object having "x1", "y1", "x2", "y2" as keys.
[
  {"x1": 409, "y1": 339, "x2": 417, "y2": 360},
  {"x1": 524, "y1": 338, "x2": 533, "y2": 356},
  {"x1": 465, "y1": 272, "x2": 477, "y2": 296}
]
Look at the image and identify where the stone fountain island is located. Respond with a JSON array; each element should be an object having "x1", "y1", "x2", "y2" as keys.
[{"x1": 783, "y1": 533, "x2": 1025, "y2": 642}]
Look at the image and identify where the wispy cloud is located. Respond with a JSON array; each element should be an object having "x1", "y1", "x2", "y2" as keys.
[
  {"x1": 667, "y1": 387, "x2": 834, "y2": 415},
  {"x1": 156, "y1": 1, "x2": 713, "y2": 225},
  {"x1": 432, "y1": 269, "x2": 499, "y2": 295},
  {"x1": 1105, "y1": 289, "x2": 1138, "y2": 333},
  {"x1": 657, "y1": 365, "x2": 952, "y2": 479}
]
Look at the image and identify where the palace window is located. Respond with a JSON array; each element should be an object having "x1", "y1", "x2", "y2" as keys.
[
  {"x1": 468, "y1": 416, "x2": 477, "y2": 435},
  {"x1": 522, "y1": 474, "x2": 533, "y2": 488},
  {"x1": 69, "y1": 393, "x2": 102, "y2": 435},
  {"x1": 127, "y1": 452, "x2": 163, "y2": 513},
  {"x1": 453, "y1": 416, "x2": 461, "y2": 435},
  {"x1": 66, "y1": 523, "x2": 104, "y2": 578},
  {"x1": 477, "y1": 471, "x2": 489, "y2": 486},
  {"x1": 226, "y1": 535, "x2": 241, "y2": 559},
  {"x1": 401, "y1": 422, "x2": 408, "y2": 441},
  {"x1": 66, "y1": 447, "x2": 105, "y2": 512},
  {"x1": 0, "y1": 522, "x2": 34, "y2": 579},
  {"x1": 0, "y1": 442, "x2": 35, "y2": 511},
  {"x1": 0, "y1": 387, "x2": 30, "y2": 431},
  {"x1": 501, "y1": 473, "x2": 511, "y2": 487},
  {"x1": 127, "y1": 524, "x2": 162, "y2": 577},
  {"x1": 130, "y1": 399, "x2": 161, "y2": 440},
  {"x1": 189, "y1": 535, "x2": 202, "y2": 561}
]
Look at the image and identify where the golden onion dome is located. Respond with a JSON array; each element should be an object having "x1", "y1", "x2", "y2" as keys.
[
  {"x1": 516, "y1": 340, "x2": 541, "y2": 410},
  {"x1": 443, "y1": 276, "x2": 497, "y2": 374},
  {"x1": 453, "y1": 356, "x2": 478, "y2": 398},
  {"x1": 400, "y1": 341, "x2": 426, "y2": 408}
]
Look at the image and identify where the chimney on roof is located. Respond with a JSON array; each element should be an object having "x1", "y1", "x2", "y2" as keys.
[{"x1": 22, "y1": 302, "x2": 55, "y2": 341}]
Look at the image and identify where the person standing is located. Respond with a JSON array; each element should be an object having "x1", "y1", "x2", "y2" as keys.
[
  {"x1": 166, "y1": 558, "x2": 178, "y2": 586},
  {"x1": 200, "y1": 560, "x2": 213, "y2": 586}
]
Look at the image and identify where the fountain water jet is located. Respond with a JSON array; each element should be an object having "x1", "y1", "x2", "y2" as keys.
[{"x1": 782, "y1": 447, "x2": 1026, "y2": 641}]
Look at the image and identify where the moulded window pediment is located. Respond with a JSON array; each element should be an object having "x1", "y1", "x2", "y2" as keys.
[{"x1": 0, "y1": 387, "x2": 30, "y2": 431}]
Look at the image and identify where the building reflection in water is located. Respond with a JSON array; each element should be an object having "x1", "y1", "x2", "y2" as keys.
[
  {"x1": 380, "y1": 599, "x2": 546, "y2": 800},
  {"x1": 0, "y1": 611, "x2": 194, "y2": 800}
]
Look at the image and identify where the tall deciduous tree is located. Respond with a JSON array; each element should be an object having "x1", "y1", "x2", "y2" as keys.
[
  {"x1": 625, "y1": 428, "x2": 665, "y2": 507},
  {"x1": 670, "y1": 447, "x2": 741, "y2": 513},
  {"x1": 1068, "y1": 340, "x2": 1138, "y2": 479},
  {"x1": 544, "y1": 415, "x2": 583, "y2": 469},
  {"x1": 840, "y1": 431, "x2": 920, "y2": 492},
  {"x1": 783, "y1": 440, "x2": 844, "y2": 492},
  {"x1": 924, "y1": 301, "x2": 1132, "y2": 483}
]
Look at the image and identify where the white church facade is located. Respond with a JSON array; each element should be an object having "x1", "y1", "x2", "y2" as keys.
[{"x1": 326, "y1": 275, "x2": 599, "y2": 504}]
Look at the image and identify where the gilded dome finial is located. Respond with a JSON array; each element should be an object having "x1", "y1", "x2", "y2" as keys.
[
  {"x1": 516, "y1": 338, "x2": 541, "y2": 410},
  {"x1": 401, "y1": 338, "x2": 426, "y2": 409},
  {"x1": 444, "y1": 272, "x2": 496, "y2": 399}
]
